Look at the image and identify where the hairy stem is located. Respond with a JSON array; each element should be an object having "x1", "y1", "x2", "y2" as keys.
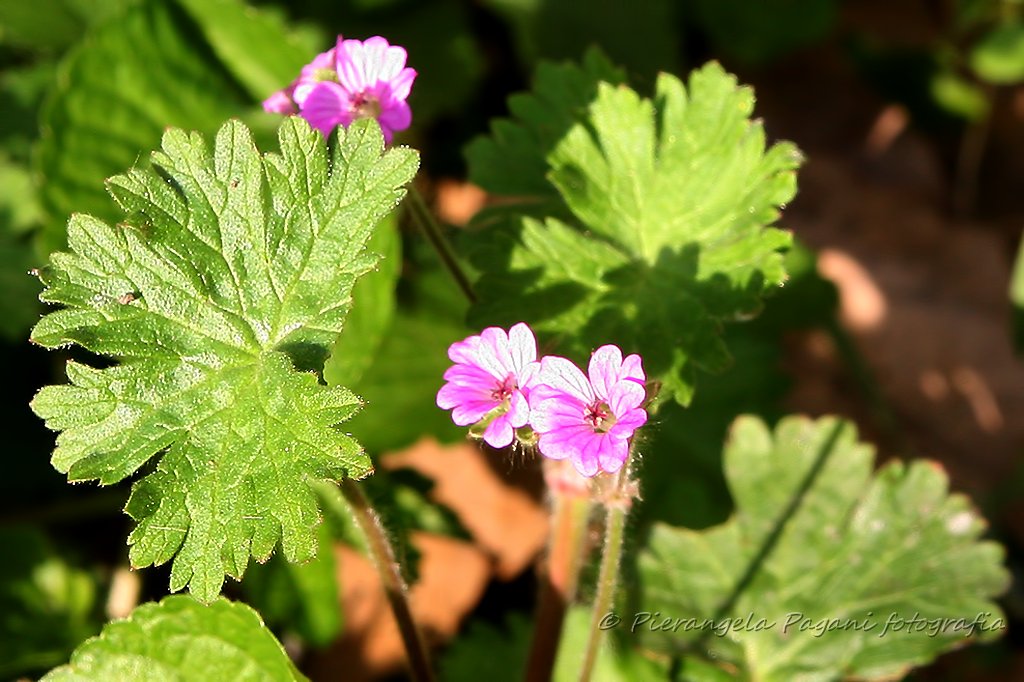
[
  {"x1": 406, "y1": 185, "x2": 477, "y2": 303},
  {"x1": 525, "y1": 465, "x2": 593, "y2": 682},
  {"x1": 578, "y1": 469, "x2": 631, "y2": 682},
  {"x1": 340, "y1": 479, "x2": 435, "y2": 682}
]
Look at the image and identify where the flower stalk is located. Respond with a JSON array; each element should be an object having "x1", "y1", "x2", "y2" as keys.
[
  {"x1": 339, "y1": 479, "x2": 436, "y2": 682},
  {"x1": 578, "y1": 466, "x2": 634, "y2": 682},
  {"x1": 407, "y1": 186, "x2": 477, "y2": 304}
]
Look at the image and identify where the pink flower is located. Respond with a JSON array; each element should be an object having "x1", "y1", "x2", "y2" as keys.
[
  {"x1": 436, "y1": 323, "x2": 539, "y2": 449},
  {"x1": 262, "y1": 45, "x2": 339, "y2": 115},
  {"x1": 529, "y1": 346, "x2": 647, "y2": 477},
  {"x1": 301, "y1": 36, "x2": 416, "y2": 143}
]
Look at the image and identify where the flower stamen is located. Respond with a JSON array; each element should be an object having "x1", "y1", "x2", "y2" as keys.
[
  {"x1": 312, "y1": 67, "x2": 338, "y2": 83},
  {"x1": 352, "y1": 93, "x2": 383, "y2": 121},
  {"x1": 584, "y1": 401, "x2": 616, "y2": 433}
]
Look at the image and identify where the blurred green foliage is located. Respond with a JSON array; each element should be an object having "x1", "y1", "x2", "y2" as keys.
[{"x1": 0, "y1": 527, "x2": 101, "y2": 679}]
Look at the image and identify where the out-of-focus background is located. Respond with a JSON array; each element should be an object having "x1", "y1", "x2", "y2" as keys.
[{"x1": 0, "y1": 0, "x2": 1021, "y2": 679}]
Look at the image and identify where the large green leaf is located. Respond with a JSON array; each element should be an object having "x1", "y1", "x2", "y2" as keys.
[
  {"x1": 33, "y1": 0, "x2": 247, "y2": 254},
  {"x1": 639, "y1": 415, "x2": 1009, "y2": 680},
  {"x1": 465, "y1": 49, "x2": 624, "y2": 203},
  {"x1": 174, "y1": 0, "x2": 313, "y2": 101},
  {"x1": 635, "y1": 242, "x2": 838, "y2": 531},
  {"x1": 31, "y1": 117, "x2": 418, "y2": 601},
  {"x1": 43, "y1": 596, "x2": 305, "y2": 681},
  {"x1": 465, "y1": 60, "x2": 799, "y2": 404}
]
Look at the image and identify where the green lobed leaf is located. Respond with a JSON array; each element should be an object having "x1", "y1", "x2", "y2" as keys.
[
  {"x1": 465, "y1": 48, "x2": 625, "y2": 203},
  {"x1": 42, "y1": 595, "x2": 305, "y2": 681},
  {"x1": 635, "y1": 242, "x2": 838, "y2": 531},
  {"x1": 33, "y1": 0, "x2": 247, "y2": 254},
  {"x1": 464, "y1": 59, "x2": 800, "y2": 404},
  {"x1": 31, "y1": 117, "x2": 419, "y2": 601},
  {"x1": 638, "y1": 415, "x2": 1009, "y2": 681}
]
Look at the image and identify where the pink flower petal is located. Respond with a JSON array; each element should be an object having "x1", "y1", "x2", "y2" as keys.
[
  {"x1": 588, "y1": 345, "x2": 624, "y2": 401},
  {"x1": 519, "y1": 361, "x2": 541, "y2": 396},
  {"x1": 378, "y1": 45, "x2": 410, "y2": 81},
  {"x1": 536, "y1": 424, "x2": 592, "y2": 462},
  {"x1": 442, "y1": 364, "x2": 495, "y2": 389},
  {"x1": 537, "y1": 356, "x2": 594, "y2": 404},
  {"x1": 620, "y1": 353, "x2": 645, "y2": 383},
  {"x1": 437, "y1": 323, "x2": 541, "y2": 444},
  {"x1": 607, "y1": 379, "x2": 646, "y2": 417},
  {"x1": 507, "y1": 322, "x2": 538, "y2": 374},
  {"x1": 597, "y1": 436, "x2": 629, "y2": 473},
  {"x1": 508, "y1": 390, "x2": 530, "y2": 428},
  {"x1": 300, "y1": 81, "x2": 354, "y2": 136},
  {"x1": 337, "y1": 38, "x2": 371, "y2": 92},
  {"x1": 573, "y1": 436, "x2": 602, "y2": 477},
  {"x1": 611, "y1": 407, "x2": 648, "y2": 434},
  {"x1": 480, "y1": 327, "x2": 515, "y2": 375},
  {"x1": 454, "y1": 329, "x2": 516, "y2": 380},
  {"x1": 450, "y1": 398, "x2": 499, "y2": 427},
  {"x1": 307, "y1": 46, "x2": 337, "y2": 72},
  {"x1": 360, "y1": 36, "x2": 391, "y2": 82},
  {"x1": 389, "y1": 67, "x2": 417, "y2": 101},
  {"x1": 438, "y1": 378, "x2": 485, "y2": 405},
  {"x1": 483, "y1": 414, "x2": 515, "y2": 448},
  {"x1": 529, "y1": 395, "x2": 585, "y2": 433},
  {"x1": 263, "y1": 89, "x2": 296, "y2": 114}
]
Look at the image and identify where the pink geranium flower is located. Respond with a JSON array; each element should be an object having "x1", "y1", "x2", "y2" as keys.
[
  {"x1": 301, "y1": 36, "x2": 416, "y2": 142},
  {"x1": 436, "y1": 323, "x2": 539, "y2": 449},
  {"x1": 529, "y1": 346, "x2": 647, "y2": 477}
]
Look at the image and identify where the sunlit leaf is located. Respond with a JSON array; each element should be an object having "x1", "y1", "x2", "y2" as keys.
[
  {"x1": 465, "y1": 59, "x2": 799, "y2": 404},
  {"x1": 31, "y1": 117, "x2": 418, "y2": 600},
  {"x1": 43, "y1": 596, "x2": 305, "y2": 681},
  {"x1": 639, "y1": 415, "x2": 1009, "y2": 680}
]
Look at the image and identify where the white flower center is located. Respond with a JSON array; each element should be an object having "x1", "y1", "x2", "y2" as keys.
[
  {"x1": 352, "y1": 92, "x2": 382, "y2": 120},
  {"x1": 584, "y1": 401, "x2": 616, "y2": 433}
]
